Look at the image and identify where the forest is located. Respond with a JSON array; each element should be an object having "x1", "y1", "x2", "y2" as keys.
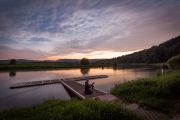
[{"x1": 114, "y1": 36, "x2": 180, "y2": 63}]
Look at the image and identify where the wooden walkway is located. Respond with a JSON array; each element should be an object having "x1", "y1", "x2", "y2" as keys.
[
  {"x1": 61, "y1": 79, "x2": 170, "y2": 119},
  {"x1": 10, "y1": 75, "x2": 108, "y2": 89},
  {"x1": 61, "y1": 80, "x2": 118, "y2": 101}
]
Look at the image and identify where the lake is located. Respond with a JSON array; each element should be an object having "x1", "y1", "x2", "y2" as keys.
[{"x1": 0, "y1": 67, "x2": 159, "y2": 110}]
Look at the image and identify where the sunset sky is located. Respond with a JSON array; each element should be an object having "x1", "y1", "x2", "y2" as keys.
[{"x1": 0, "y1": 0, "x2": 180, "y2": 60}]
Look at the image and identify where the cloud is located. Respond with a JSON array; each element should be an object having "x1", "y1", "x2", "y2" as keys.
[
  {"x1": 29, "y1": 37, "x2": 50, "y2": 43},
  {"x1": 0, "y1": 46, "x2": 48, "y2": 60},
  {"x1": 0, "y1": 0, "x2": 180, "y2": 59}
]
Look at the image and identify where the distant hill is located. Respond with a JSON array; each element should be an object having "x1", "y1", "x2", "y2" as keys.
[
  {"x1": 0, "y1": 59, "x2": 41, "y2": 64},
  {"x1": 57, "y1": 59, "x2": 105, "y2": 63},
  {"x1": 0, "y1": 60, "x2": 9, "y2": 64},
  {"x1": 0, "y1": 59, "x2": 106, "y2": 64},
  {"x1": 57, "y1": 59, "x2": 80, "y2": 63},
  {"x1": 114, "y1": 36, "x2": 180, "y2": 63}
]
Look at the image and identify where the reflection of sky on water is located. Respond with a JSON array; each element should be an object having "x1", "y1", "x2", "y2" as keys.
[{"x1": 0, "y1": 67, "x2": 157, "y2": 110}]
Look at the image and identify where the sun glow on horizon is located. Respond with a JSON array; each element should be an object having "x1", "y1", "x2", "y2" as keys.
[{"x1": 46, "y1": 50, "x2": 139, "y2": 60}]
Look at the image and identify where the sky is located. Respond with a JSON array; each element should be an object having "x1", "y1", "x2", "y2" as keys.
[{"x1": 0, "y1": 0, "x2": 180, "y2": 60}]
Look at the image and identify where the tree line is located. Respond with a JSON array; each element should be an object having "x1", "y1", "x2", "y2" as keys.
[
  {"x1": 96, "y1": 36, "x2": 180, "y2": 65},
  {"x1": 114, "y1": 36, "x2": 180, "y2": 63}
]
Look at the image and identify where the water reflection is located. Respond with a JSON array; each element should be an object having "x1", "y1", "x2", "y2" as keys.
[
  {"x1": 113, "y1": 66, "x2": 117, "y2": 71},
  {"x1": 0, "y1": 67, "x2": 157, "y2": 110},
  {"x1": 9, "y1": 71, "x2": 16, "y2": 77},
  {"x1": 101, "y1": 66, "x2": 104, "y2": 70},
  {"x1": 80, "y1": 67, "x2": 90, "y2": 75}
]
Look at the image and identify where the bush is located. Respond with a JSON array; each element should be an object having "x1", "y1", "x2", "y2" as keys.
[
  {"x1": 80, "y1": 58, "x2": 89, "y2": 66},
  {"x1": 167, "y1": 54, "x2": 180, "y2": 69},
  {"x1": 9, "y1": 59, "x2": 16, "y2": 65}
]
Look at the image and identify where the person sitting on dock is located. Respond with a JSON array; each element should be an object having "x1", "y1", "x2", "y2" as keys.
[{"x1": 84, "y1": 80, "x2": 94, "y2": 95}]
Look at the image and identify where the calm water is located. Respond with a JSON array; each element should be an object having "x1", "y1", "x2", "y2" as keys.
[{"x1": 0, "y1": 67, "x2": 158, "y2": 110}]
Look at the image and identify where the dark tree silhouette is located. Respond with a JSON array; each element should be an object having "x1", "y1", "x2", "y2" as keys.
[
  {"x1": 80, "y1": 67, "x2": 90, "y2": 75},
  {"x1": 80, "y1": 58, "x2": 89, "y2": 65},
  {"x1": 114, "y1": 36, "x2": 180, "y2": 64},
  {"x1": 10, "y1": 59, "x2": 16, "y2": 65}
]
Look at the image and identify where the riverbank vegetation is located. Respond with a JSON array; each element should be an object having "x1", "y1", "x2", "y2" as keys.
[
  {"x1": 115, "y1": 36, "x2": 180, "y2": 63},
  {"x1": 0, "y1": 99, "x2": 142, "y2": 120},
  {"x1": 0, "y1": 63, "x2": 79, "y2": 70},
  {"x1": 0, "y1": 62, "x2": 107, "y2": 71},
  {"x1": 0, "y1": 57, "x2": 111, "y2": 70},
  {"x1": 0, "y1": 62, "x2": 161, "y2": 71},
  {"x1": 111, "y1": 70, "x2": 180, "y2": 116},
  {"x1": 167, "y1": 54, "x2": 180, "y2": 69},
  {"x1": 97, "y1": 36, "x2": 180, "y2": 65}
]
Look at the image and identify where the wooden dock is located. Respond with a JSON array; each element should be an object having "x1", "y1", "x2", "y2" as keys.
[
  {"x1": 10, "y1": 75, "x2": 108, "y2": 89},
  {"x1": 61, "y1": 80, "x2": 118, "y2": 101}
]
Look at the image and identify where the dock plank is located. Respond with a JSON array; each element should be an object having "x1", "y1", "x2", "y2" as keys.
[
  {"x1": 10, "y1": 75, "x2": 108, "y2": 89},
  {"x1": 61, "y1": 80, "x2": 106, "y2": 99},
  {"x1": 61, "y1": 80, "x2": 118, "y2": 101}
]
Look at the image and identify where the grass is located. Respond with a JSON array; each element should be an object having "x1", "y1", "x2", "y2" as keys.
[
  {"x1": 0, "y1": 99, "x2": 142, "y2": 120},
  {"x1": 0, "y1": 63, "x2": 79, "y2": 70},
  {"x1": 0, "y1": 62, "x2": 160, "y2": 71},
  {"x1": 167, "y1": 54, "x2": 180, "y2": 69},
  {"x1": 111, "y1": 70, "x2": 180, "y2": 116},
  {"x1": 0, "y1": 63, "x2": 106, "y2": 71}
]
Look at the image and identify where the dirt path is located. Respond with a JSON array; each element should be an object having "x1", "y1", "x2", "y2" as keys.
[{"x1": 116, "y1": 99, "x2": 169, "y2": 120}]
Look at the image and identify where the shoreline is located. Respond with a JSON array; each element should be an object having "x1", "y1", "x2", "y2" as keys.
[
  {"x1": 111, "y1": 70, "x2": 180, "y2": 117},
  {"x1": 0, "y1": 63, "x2": 160, "y2": 71}
]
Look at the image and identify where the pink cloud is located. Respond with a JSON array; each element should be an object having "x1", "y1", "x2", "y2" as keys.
[{"x1": 0, "y1": 46, "x2": 47, "y2": 60}]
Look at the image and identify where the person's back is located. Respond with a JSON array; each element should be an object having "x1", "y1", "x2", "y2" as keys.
[
  {"x1": 84, "y1": 81, "x2": 90, "y2": 94},
  {"x1": 84, "y1": 80, "x2": 94, "y2": 94}
]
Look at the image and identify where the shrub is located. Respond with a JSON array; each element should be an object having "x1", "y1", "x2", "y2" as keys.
[
  {"x1": 9, "y1": 59, "x2": 16, "y2": 65},
  {"x1": 167, "y1": 54, "x2": 180, "y2": 69},
  {"x1": 80, "y1": 58, "x2": 89, "y2": 65}
]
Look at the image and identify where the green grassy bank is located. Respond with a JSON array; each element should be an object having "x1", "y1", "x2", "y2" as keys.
[
  {"x1": 0, "y1": 100, "x2": 142, "y2": 120},
  {"x1": 0, "y1": 63, "x2": 107, "y2": 71},
  {"x1": 111, "y1": 70, "x2": 180, "y2": 116},
  {"x1": 167, "y1": 54, "x2": 180, "y2": 69},
  {"x1": 0, "y1": 62, "x2": 160, "y2": 71},
  {"x1": 0, "y1": 63, "x2": 79, "y2": 70}
]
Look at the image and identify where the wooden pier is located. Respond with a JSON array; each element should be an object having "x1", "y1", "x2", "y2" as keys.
[
  {"x1": 61, "y1": 80, "x2": 118, "y2": 101},
  {"x1": 10, "y1": 74, "x2": 117, "y2": 101},
  {"x1": 10, "y1": 75, "x2": 108, "y2": 89}
]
